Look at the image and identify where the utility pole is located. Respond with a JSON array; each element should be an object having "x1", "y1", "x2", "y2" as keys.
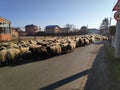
[
  {"x1": 115, "y1": 21, "x2": 120, "y2": 58},
  {"x1": 113, "y1": 0, "x2": 120, "y2": 58},
  {"x1": 110, "y1": 17, "x2": 112, "y2": 26},
  {"x1": 108, "y1": 17, "x2": 112, "y2": 41}
]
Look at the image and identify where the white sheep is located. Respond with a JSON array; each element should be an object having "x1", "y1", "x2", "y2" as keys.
[
  {"x1": 0, "y1": 49, "x2": 8, "y2": 64},
  {"x1": 6, "y1": 48, "x2": 21, "y2": 63}
]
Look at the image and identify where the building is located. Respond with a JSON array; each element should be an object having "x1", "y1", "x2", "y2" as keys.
[
  {"x1": 25, "y1": 24, "x2": 38, "y2": 35},
  {"x1": 11, "y1": 27, "x2": 29, "y2": 37},
  {"x1": 87, "y1": 28, "x2": 99, "y2": 34},
  {"x1": 0, "y1": 16, "x2": 11, "y2": 41},
  {"x1": 45, "y1": 25, "x2": 61, "y2": 33},
  {"x1": 60, "y1": 28, "x2": 69, "y2": 33},
  {"x1": 11, "y1": 28, "x2": 19, "y2": 37}
]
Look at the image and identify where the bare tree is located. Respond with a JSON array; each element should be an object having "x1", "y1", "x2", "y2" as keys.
[
  {"x1": 80, "y1": 26, "x2": 88, "y2": 34},
  {"x1": 99, "y1": 18, "x2": 109, "y2": 36},
  {"x1": 65, "y1": 24, "x2": 75, "y2": 31}
]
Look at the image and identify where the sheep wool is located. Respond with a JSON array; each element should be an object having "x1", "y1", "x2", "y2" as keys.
[
  {"x1": 0, "y1": 49, "x2": 8, "y2": 63},
  {"x1": 7, "y1": 48, "x2": 21, "y2": 61}
]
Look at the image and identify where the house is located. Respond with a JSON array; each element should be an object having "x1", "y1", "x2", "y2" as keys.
[
  {"x1": 25, "y1": 24, "x2": 38, "y2": 35},
  {"x1": 15, "y1": 28, "x2": 28, "y2": 36},
  {"x1": 11, "y1": 28, "x2": 19, "y2": 37},
  {"x1": 60, "y1": 28, "x2": 70, "y2": 33},
  {"x1": 87, "y1": 28, "x2": 99, "y2": 34},
  {"x1": 45, "y1": 25, "x2": 61, "y2": 33},
  {"x1": 11, "y1": 27, "x2": 29, "y2": 37},
  {"x1": 0, "y1": 16, "x2": 11, "y2": 41}
]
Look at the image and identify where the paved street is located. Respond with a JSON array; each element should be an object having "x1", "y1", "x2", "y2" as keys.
[{"x1": 0, "y1": 41, "x2": 104, "y2": 90}]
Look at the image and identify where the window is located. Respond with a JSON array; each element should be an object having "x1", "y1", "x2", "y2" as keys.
[
  {"x1": 0, "y1": 23, "x2": 11, "y2": 34},
  {"x1": 0, "y1": 27, "x2": 4, "y2": 33}
]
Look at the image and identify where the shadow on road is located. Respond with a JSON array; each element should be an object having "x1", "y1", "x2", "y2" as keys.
[
  {"x1": 84, "y1": 43, "x2": 111, "y2": 90},
  {"x1": 9, "y1": 54, "x2": 55, "y2": 67},
  {"x1": 0, "y1": 50, "x2": 73, "y2": 67},
  {"x1": 38, "y1": 69, "x2": 88, "y2": 90},
  {"x1": 0, "y1": 54, "x2": 56, "y2": 67}
]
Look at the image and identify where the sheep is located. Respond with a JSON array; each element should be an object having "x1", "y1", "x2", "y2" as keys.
[
  {"x1": 29, "y1": 45, "x2": 47, "y2": 56},
  {"x1": 6, "y1": 48, "x2": 21, "y2": 64},
  {"x1": 28, "y1": 40, "x2": 37, "y2": 44},
  {"x1": 19, "y1": 46, "x2": 30, "y2": 57},
  {"x1": 47, "y1": 44, "x2": 62, "y2": 56},
  {"x1": 95, "y1": 35, "x2": 102, "y2": 41},
  {"x1": 12, "y1": 43, "x2": 19, "y2": 49},
  {"x1": 74, "y1": 37, "x2": 80, "y2": 47},
  {"x1": 1, "y1": 42, "x2": 9, "y2": 47},
  {"x1": 75, "y1": 37, "x2": 85, "y2": 47},
  {"x1": 83, "y1": 38, "x2": 90, "y2": 45},
  {"x1": 0, "y1": 42, "x2": 12, "y2": 49},
  {"x1": 0, "y1": 46, "x2": 7, "y2": 50},
  {"x1": 102, "y1": 36, "x2": 108, "y2": 40},
  {"x1": 60, "y1": 41, "x2": 76, "y2": 54},
  {"x1": 67, "y1": 41, "x2": 76, "y2": 53},
  {"x1": 1, "y1": 34, "x2": 108, "y2": 65},
  {"x1": 60, "y1": 42, "x2": 69, "y2": 54},
  {"x1": 29, "y1": 45, "x2": 41, "y2": 54},
  {"x1": 89, "y1": 37, "x2": 95, "y2": 43},
  {"x1": 79, "y1": 37, "x2": 85, "y2": 46},
  {"x1": 36, "y1": 41, "x2": 50, "y2": 47},
  {"x1": 38, "y1": 46, "x2": 48, "y2": 55},
  {"x1": 0, "y1": 49, "x2": 8, "y2": 64}
]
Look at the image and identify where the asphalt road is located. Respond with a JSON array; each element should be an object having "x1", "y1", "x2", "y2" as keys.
[{"x1": 0, "y1": 41, "x2": 104, "y2": 90}]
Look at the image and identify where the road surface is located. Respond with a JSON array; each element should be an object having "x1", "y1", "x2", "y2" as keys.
[{"x1": 0, "y1": 41, "x2": 104, "y2": 90}]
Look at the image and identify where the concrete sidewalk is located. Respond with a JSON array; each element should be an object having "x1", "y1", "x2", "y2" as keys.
[{"x1": 82, "y1": 41, "x2": 112, "y2": 90}]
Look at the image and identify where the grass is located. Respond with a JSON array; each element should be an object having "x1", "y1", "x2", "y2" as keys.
[{"x1": 105, "y1": 43, "x2": 120, "y2": 90}]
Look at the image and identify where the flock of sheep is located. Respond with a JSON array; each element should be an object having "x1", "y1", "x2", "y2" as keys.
[{"x1": 0, "y1": 34, "x2": 108, "y2": 65}]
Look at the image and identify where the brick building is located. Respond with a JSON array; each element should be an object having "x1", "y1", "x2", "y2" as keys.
[
  {"x1": 12, "y1": 27, "x2": 29, "y2": 37},
  {"x1": 11, "y1": 28, "x2": 19, "y2": 37},
  {"x1": 0, "y1": 17, "x2": 11, "y2": 41},
  {"x1": 25, "y1": 24, "x2": 38, "y2": 35}
]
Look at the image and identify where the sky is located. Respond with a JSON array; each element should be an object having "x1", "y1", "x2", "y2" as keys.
[{"x1": 0, "y1": 0, "x2": 117, "y2": 30}]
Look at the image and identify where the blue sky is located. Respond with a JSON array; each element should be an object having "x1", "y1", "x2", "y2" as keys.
[{"x1": 0, "y1": 0, "x2": 117, "y2": 29}]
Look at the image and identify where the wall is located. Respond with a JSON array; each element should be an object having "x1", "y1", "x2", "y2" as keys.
[
  {"x1": 0, "y1": 34, "x2": 11, "y2": 41},
  {"x1": 11, "y1": 30, "x2": 19, "y2": 37}
]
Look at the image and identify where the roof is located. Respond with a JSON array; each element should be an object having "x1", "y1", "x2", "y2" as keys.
[
  {"x1": 25, "y1": 24, "x2": 37, "y2": 28},
  {"x1": 87, "y1": 28, "x2": 99, "y2": 34},
  {"x1": 12, "y1": 27, "x2": 23, "y2": 32},
  {"x1": 0, "y1": 16, "x2": 11, "y2": 24},
  {"x1": 45, "y1": 25, "x2": 60, "y2": 29}
]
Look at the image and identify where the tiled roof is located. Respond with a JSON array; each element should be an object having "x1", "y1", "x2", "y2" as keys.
[{"x1": 0, "y1": 16, "x2": 11, "y2": 24}]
